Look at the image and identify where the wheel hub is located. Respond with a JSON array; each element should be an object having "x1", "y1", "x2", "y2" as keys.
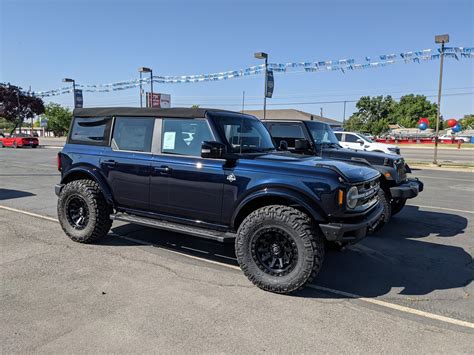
[
  {"x1": 251, "y1": 228, "x2": 298, "y2": 277},
  {"x1": 66, "y1": 195, "x2": 89, "y2": 230}
]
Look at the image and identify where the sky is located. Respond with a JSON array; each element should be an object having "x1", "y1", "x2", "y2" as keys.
[{"x1": 1, "y1": 0, "x2": 473, "y2": 121}]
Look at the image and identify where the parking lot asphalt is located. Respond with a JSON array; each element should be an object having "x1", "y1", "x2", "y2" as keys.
[{"x1": 1, "y1": 148, "x2": 473, "y2": 352}]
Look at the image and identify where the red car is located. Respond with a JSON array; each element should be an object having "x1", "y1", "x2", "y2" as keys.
[{"x1": 0, "y1": 133, "x2": 39, "y2": 148}]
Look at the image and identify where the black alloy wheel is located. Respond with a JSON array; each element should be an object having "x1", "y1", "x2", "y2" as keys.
[
  {"x1": 252, "y1": 227, "x2": 299, "y2": 276},
  {"x1": 65, "y1": 195, "x2": 90, "y2": 230}
]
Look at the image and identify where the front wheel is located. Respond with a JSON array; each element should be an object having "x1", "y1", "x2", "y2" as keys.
[
  {"x1": 391, "y1": 198, "x2": 407, "y2": 216},
  {"x1": 235, "y1": 205, "x2": 324, "y2": 294},
  {"x1": 373, "y1": 189, "x2": 391, "y2": 233},
  {"x1": 57, "y1": 179, "x2": 112, "y2": 243}
]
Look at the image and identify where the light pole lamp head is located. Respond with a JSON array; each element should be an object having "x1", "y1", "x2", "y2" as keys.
[
  {"x1": 138, "y1": 67, "x2": 152, "y2": 73},
  {"x1": 435, "y1": 34, "x2": 449, "y2": 44},
  {"x1": 254, "y1": 52, "x2": 268, "y2": 60},
  {"x1": 62, "y1": 78, "x2": 74, "y2": 83}
]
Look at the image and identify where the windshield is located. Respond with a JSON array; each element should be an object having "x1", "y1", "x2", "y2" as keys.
[
  {"x1": 212, "y1": 114, "x2": 276, "y2": 153},
  {"x1": 359, "y1": 134, "x2": 373, "y2": 143},
  {"x1": 305, "y1": 121, "x2": 340, "y2": 146}
]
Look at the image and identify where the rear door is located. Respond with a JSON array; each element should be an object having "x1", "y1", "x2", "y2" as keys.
[
  {"x1": 149, "y1": 118, "x2": 225, "y2": 224},
  {"x1": 100, "y1": 117, "x2": 155, "y2": 210}
]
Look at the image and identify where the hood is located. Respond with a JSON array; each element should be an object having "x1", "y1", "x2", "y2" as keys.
[
  {"x1": 324, "y1": 147, "x2": 400, "y2": 166},
  {"x1": 250, "y1": 152, "x2": 380, "y2": 183}
]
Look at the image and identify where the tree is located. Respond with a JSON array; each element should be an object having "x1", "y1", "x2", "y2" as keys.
[
  {"x1": 0, "y1": 83, "x2": 45, "y2": 133},
  {"x1": 344, "y1": 95, "x2": 395, "y2": 135},
  {"x1": 44, "y1": 103, "x2": 72, "y2": 136},
  {"x1": 391, "y1": 94, "x2": 438, "y2": 129},
  {"x1": 460, "y1": 114, "x2": 474, "y2": 129}
]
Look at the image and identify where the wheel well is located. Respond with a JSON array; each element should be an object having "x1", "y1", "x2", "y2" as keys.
[
  {"x1": 233, "y1": 196, "x2": 316, "y2": 231},
  {"x1": 62, "y1": 171, "x2": 96, "y2": 184}
]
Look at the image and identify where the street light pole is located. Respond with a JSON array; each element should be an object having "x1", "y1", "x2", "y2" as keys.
[
  {"x1": 433, "y1": 34, "x2": 449, "y2": 165},
  {"x1": 254, "y1": 52, "x2": 269, "y2": 120},
  {"x1": 139, "y1": 71, "x2": 143, "y2": 108},
  {"x1": 138, "y1": 67, "x2": 153, "y2": 107}
]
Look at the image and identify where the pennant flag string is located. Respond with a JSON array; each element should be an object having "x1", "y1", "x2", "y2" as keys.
[{"x1": 32, "y1": 46, "x2": 473, "y2": 97}]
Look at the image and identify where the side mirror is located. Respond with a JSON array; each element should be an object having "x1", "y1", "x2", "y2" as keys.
[
  {"x1": 295, "y1": 139, "x2": 310, "y2": 151},
  {"x1": 279, "y1": 140, "x2": 288, "y2": 151},
  {"x1": 201, "y1": 141, "x2": 226, "y2": 159},
  {"x1": 356, "y1": 139, "x2": 364, "y2": 145}
]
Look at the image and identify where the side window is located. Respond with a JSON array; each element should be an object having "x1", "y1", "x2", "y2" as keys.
[
  {"x1": 334, "y1": 132, "x2": 343, "y2": 141},
  {"x1": 161, "y1": 119, "x2": 213, "y2": 157},
  {"x1": 69, "y1": 117, "x2": 112, "y2": 145},
  {"x1": 345, "y1": 134, "x2": 360, "y2": 143},
  {"x1": 269, "y1": 124, "x2": 305, "y2": 149},
  {"x1": 112, "y1": 117, "x2": 154, "y2": 152}
]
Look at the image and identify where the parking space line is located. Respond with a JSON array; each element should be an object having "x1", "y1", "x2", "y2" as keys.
[
  {"x1": 409, "y1": 204, "x2": 474, "y2": 214},
  {"x1": 1, "y1": 204, "x2": 473, "y2": 330}
]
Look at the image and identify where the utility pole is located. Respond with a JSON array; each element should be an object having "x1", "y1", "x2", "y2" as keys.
[
  {"x1": 433, "y1": 34, "x2": 449, "y2": 165},
  {"x1": 320, "y1": 107, "x2": 323, "y2": 118},
  {"x1": 343, "y1": 100, "x2": 347, "y2": 125},
  {"x1": 242, "y1": 91, "x2": 245, "y2": 113}
]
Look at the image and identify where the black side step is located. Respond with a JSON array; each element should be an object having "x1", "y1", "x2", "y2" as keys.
[{"x1": 110, "y1": 213, "x2": 236, "y2": 243}]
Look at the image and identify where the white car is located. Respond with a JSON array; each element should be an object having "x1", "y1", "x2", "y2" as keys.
[
  {"x1": 334, "y1": 131, "x2": 401, "y2": 155},
  {"x1": 439, "y1": 134, "x2": 470, "y2": 143}
]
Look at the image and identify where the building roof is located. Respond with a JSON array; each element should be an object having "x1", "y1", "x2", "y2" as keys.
[
  {"x1": 73, "y1": 107, "x2": 238, "y2": 118},
  {"x1": 242, "y1": 109, "x2": 342, "y2": 125}
]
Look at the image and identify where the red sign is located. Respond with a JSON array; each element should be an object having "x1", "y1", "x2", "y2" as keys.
[{"x1": 146, "y1": 93, "x2": 171, "y2": 108}]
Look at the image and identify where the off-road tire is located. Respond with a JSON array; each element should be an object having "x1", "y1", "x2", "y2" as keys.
[
  {"x1": 391, "y1": 198, "x2": 407, "y2": 216},
  {"x1": 373, "y1": 189, "x2": 391, "y2": 233},
  {"x1": 235, "y1": 205, "x2": 324, "y2": 294},
  {"x1": 32, "y1": 145, "x2": 38, "y2": 148},
  {"x1": 57, "y1": 179, "x2": 112, "y2": 243}
]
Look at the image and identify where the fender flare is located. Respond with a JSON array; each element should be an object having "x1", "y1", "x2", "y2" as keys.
[
  {"x1": 61, "y1": 166, "x2": 114, "y2": 206},
  {"x1": 231, "y1": 187, "x2": 326, "y2": 230}
]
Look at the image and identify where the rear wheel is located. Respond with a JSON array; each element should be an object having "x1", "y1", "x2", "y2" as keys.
[
  {"x1": 32, "y1": 145, "x2": 38, "y2": 148},
  {"x1": 391, "y1": 198, "x2": 407, "y2": 216},
  {"x1": 57, "y1": 179, "x2": 112, "y2": 243},
  {"x1": 235, "y1": 205, "x2": 324, "y2": 294}
]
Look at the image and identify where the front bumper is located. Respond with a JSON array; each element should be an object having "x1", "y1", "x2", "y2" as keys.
[
  {"x1": 54, "y1": 184, "x2": 64, "y2": 197},
  {"x1": 319, "y1": 202, "x2": 384, "y2": 244},
  {"x1": 390, "y1": 178, "x2": 424, "y2": 200}
]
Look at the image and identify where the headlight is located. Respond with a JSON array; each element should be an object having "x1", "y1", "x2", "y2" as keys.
[{"x1": 346, "y1": 186, "x2": 358, "y2": 209}]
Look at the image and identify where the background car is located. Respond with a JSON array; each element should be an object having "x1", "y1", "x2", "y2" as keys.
[
  {"x1": 438, "y1": 134, "x2": 470, "y2": 143},
  {"x1": 0, "y1": 133, "x2": 39, "y2": 148},
  {"x1": 335, "y1": 131, "x2": 400, "y2": 154}
]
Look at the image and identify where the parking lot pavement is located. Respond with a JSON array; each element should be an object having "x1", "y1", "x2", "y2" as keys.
[{"x1": 1, "y1": 148, "x2": 473, "y2": 352}]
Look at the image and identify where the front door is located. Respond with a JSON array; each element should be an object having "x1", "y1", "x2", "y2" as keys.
[{"x1": 149, "y1": 118, "x2": 225, "y2": 224}]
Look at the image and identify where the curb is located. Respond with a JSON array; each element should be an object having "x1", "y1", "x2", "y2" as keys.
[{"x1": 409, "y1": 164, "x2": 474, "y2": 173}]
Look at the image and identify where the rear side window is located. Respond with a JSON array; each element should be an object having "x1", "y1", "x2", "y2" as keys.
[
  {"x1": 69, "y1": 117, "x2": 112, "y2": 145},
  {"x1": 269, "y1": 124, "x2": 305, "y2": 149},
  {"x1": 112, "y1": 117, "x2": 154, "y2": 152}
]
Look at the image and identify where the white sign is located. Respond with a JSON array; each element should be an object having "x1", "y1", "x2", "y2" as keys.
[
  {"x1": 162, "y1": 131, "x2": 176, "y2": 150},
  {"x1": 146, "y1": 93, "x2": 171, "y2": 108}
]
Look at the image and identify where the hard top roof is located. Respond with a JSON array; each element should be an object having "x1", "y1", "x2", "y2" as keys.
[{"x1": 73, "y1": 107, "x2": 245, "y2": 118}]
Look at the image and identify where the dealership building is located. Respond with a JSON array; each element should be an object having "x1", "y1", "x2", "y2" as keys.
[{"x1": 242, "y1": 109, "x2": 342, "y2": 129}]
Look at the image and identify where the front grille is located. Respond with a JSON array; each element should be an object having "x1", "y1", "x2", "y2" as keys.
[
  {"x1": 352, "y1": 177, "x2": 380, "y2": 211},
  {"x1": 395, "y1": 159, "x2": 407, "y2": 181}
]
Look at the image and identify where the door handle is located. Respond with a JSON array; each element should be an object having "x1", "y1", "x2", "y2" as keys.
[
  {"x1": 154, "y1": 165, "x2": 172, "y2": 175},
  {"x1": 102, "y1": 159, "x2": 117, "y2": 167}
]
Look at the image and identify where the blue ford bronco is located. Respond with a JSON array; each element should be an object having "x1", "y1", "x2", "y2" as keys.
[
  {"x1": 56, "y1": 107, "x2": 383, "y2": 293},
  {"x1": 263, "y1": 119, "x2": 424, "y2": 230}
]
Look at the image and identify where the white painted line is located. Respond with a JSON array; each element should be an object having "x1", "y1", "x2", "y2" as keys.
[
  {"x1": 1, "y1": 204, "x2": 473, "y2": 329},
  {"x1": 409, "y1": 204, "x2": 474, "y2": 215},
  {"x1": 308, "y1": 285, "x2": 474, "y2": 329},
  {"x1": 0, "y1": 205, "x2": 59, "y2": 222}
]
